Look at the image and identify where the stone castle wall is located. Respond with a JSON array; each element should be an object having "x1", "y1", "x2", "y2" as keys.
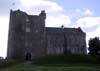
[
  {"x1": 7, "y1": 10, "x2": 87, "y2": 60},
  {"x1": 46, "y1": 27, "x2": 86, "y2": 55}
]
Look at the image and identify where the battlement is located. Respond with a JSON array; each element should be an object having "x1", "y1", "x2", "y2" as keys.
[{"x1": 10, "y1": 9, "x2": 46, "y2": 20}]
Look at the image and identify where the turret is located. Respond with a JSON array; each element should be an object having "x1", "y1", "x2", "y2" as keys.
[{"x1": 39, "y1": 10, "x2": 46, "y2": 20}]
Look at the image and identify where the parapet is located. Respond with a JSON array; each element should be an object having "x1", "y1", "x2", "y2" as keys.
[{"x1": 10, "y1": 9, "x2": 46, "y2": 20}]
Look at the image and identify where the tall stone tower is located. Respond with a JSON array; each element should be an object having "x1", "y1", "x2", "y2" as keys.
[{"x1": 7, "y1": 10, "x2": 46, "y2": 59}]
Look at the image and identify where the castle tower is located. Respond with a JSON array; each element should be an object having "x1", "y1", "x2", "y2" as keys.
[{"x1": 7, "y1": 10, "x2": 46, "y2": 59}]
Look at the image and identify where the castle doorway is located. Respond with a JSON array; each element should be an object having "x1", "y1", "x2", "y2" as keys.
[{"x1": 25, "y1": 52, "x2": 31, "y2": 61}]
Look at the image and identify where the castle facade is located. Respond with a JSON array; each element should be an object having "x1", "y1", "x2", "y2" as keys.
[{"x1": 7, "y1": 10, "x2": 87, "y2": 59}]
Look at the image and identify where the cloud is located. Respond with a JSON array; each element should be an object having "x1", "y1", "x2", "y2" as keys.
[
  {"x1": 46, "y1": 14, "x2": 71, "y2": 27},
  {"x1": 76, "y1": 16, "x2": 100, "y2": 28},
  {"x1": 83, "y1": 9, "x2": 93, "y2": 16},
  {"x1": 0, "y1": 16, "x2": 9, "y2": 58},
  {"x1": 87, "y1": 26, "x2": 100, "y2": 38},
  {"x1": 19, "y1": 0, "x2": 63, "y2": 13},
  {"x1": 18, "y1": 0, "x2": 71, "y2": 27},
  {"x1": 67, "y1": 9, "x2": 93, "y2": 17}
]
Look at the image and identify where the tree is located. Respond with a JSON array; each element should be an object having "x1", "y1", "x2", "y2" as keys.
[{"x1": 88, "y1": 37, "x2": 100, "y2": 55}]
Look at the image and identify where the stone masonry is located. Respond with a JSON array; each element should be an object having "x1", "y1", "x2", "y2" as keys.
[{"x1": 7, "y1": 10, "x2": 87, "y2": 60}]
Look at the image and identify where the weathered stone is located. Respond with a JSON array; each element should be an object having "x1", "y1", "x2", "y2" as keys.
[{"x1": 7, "y1": 10, "x2": 87, "y2": 60}]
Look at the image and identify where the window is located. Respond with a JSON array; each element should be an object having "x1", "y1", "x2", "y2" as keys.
[
  {"x1": 26, "y1": 18, "x2": 30, "y2": 22},
  {"x1": 25, "y1": 42, "x2": 28, "y2": 47},
  {"x1": 26, "y1": 27, "x2": 30, "y2": 32},
  {"x1": 35, "y1": 30, "x2": 39, "y2": 33}
]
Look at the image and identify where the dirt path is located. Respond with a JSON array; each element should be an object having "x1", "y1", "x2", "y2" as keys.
[{"x1": 23, "y1": 61, "x2": 32, "y2": 66}]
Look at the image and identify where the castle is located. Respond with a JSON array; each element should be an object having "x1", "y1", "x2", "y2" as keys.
[{"x1": 7, "y1": 10, "x2": 87, "y2": 60}]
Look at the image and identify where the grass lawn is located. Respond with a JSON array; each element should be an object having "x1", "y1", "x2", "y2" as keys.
[
  {"x1": 0, "y1": 63, "x2": 100, "y2": 71},
  {"x1": 0, "y1": 54, "x2": 100, "y2": 71}
]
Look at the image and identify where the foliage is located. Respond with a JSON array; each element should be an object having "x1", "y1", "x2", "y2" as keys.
[{"x1": 88, "y1": 37, "x2": 100, "y2": 55}]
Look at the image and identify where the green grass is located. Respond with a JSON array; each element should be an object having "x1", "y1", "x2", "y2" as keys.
[
  {"x1": 0, "y1": 59, "x2": 24, "y2": 69},
  {"x1": 0, "y1": 54, "x2": 100, "y2": 71},
  {"x1": 33, "y1": 54, "x2": 100, "y2": 65},
  {"x1": 0, "y1": 63, "x2": 100, "y2": 71}
]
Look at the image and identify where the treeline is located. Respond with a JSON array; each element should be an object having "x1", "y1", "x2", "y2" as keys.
[{"x1": 88, "y1": 37, "x2": 100, "y2": 56}]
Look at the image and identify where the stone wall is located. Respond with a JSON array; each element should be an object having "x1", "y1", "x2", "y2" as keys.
[
  {"x1": 46, "y1": 32, "x2": 64, "y2": 55},
  {"x1": 46, "y1": 27, "x2": 87, "y2": 55},
  {"x1": 7, "y1": 10, "x2": 87, "y2": 60}
]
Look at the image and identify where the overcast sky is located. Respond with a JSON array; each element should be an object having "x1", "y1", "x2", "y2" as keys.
[{"x1": 0, "y1": 0, "x2": 100, "y2": 58}]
